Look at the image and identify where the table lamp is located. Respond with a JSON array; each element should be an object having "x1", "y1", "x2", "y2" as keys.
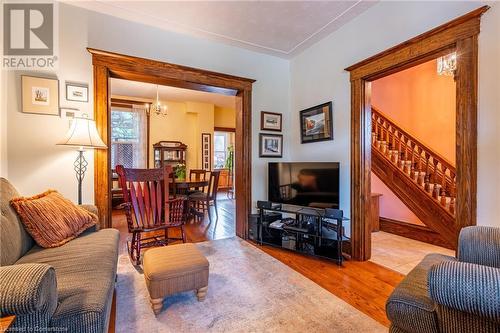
[{"x1": 57, "y1": 116, "x2": 107, "y2": 204}]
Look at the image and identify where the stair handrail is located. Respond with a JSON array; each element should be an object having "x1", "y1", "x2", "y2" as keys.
[
  {"x1": 372, "y1": 107, "x2": 455, "y2": 173},
  {"x1": 371, "y1": 107, "x2": 456, "y2": 215}
]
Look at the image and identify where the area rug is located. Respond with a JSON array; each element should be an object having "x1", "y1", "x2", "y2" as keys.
[{"x1": 116, "y1": 237, "x2": 386, "y2": 332}]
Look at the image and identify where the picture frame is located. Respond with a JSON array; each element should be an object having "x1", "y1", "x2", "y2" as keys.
[
  {"x1": 201, "y1": 133, "x2": 211, "y2": 170},
  {"x1": 259, "y1": 133, "x2": 283, "y2": 158},
  {"x1": 260, "y1": 111, "x2": 282, "y2": 131},
  {"x1": 21, "y1": 75, "x2": 59, "y2": 116},
  {"x1": 299, "y1": 101, "x2": 333, "y2": 144},
  {"x1": 65, "y1": 82, "x2": 89, "y2": 102}
]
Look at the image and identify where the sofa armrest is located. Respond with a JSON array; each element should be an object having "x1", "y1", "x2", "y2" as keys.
[
  {"x1": 0, "y1": 264, "x2": 58, "y2": 316},
  {"x1": 458, "y1": 226, "x2": 500, "y2": 268},
  {"x1": 79, "y1": 204, "x2": 98, "y2": 217},
  {"x1": 79, "y1": 204, "x2": 100, "y2": 231},
  {"x1": 429, "y1": 261, "x2": 500, "y2": 323}
]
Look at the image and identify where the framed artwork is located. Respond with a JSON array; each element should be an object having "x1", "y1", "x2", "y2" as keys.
[
  {"x1": 21, "y1": 75, "x2": 59, "y2": 115},
  {"x1": 201, "y1": 133, "x2": 211, "y2": 170},
  {"x1": 299, "y1": 101, "x2": 333, "y2": 144},
  {"x1": 66, "y1": 82, "x2": 88, "y2": 102},
  {"x1": 259, "y1": 133, "x2": 283, "y2": 158},
  {"x1": 261, "y1": 111, "x2": 282, "y2": 131}
]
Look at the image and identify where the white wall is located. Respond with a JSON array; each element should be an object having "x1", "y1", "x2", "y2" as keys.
[
  {"x1": 4, "y1": 3, "x2": 290, "y2": 204},
  {"x1": 290, "y1": 1, "x2": 500, "y2": 227}
]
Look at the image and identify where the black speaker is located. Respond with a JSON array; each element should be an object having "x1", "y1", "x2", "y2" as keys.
[{"x1": 248, "y1": 214, "x2": 259, "y2": 240}]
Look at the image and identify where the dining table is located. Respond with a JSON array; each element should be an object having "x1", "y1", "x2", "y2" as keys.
[
  {"x1": 171, "y1": 179, "x2": 209, "y2": 196},
  {"x1": 171, "y1": 178, "x2": 210, "y2": 220}
]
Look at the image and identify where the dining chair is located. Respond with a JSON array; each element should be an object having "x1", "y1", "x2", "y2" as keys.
[
  {"x1": 188, "y1": 170, "x2": 220, "y2": 222},
  {"x1": 116, "y1": 165, "x2": 187, "y2": 265},
  {"x1": 190, "y1": 169, "x2": 209, "y2": 182},
  {"x1": 188, "y1": 169, "x2": 209, "y2": 195}
]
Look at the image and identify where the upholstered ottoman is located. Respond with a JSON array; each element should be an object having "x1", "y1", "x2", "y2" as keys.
[{"x1": 143, "y1": 243, "x2": 209, "y2": 314}]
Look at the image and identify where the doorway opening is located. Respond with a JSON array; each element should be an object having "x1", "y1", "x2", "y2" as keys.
[
  {"x1": 345, "y1": 6, "x2": 488, "y2": 261},
  {"x1": 368, "y1": 56, "x2": 457, "y2": 274},
  {"x1": 108, "y1": 79, "x2": 237, "y2": 249},
  {"x1": 88, "y1": 48, "x2": 254, "y2": 244}
]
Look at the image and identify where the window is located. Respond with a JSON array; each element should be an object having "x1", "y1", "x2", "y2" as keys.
[
  {"x1": 213, "y1": 132, "x2": 226, "y2": 169},
  {"x1": 111, "y1": 107, "x2": 147, "y2": 169}
]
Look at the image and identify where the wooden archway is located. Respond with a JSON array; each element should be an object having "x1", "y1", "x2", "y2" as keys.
[
  {"x1": 345, "y1": 6, "x2": 489, "y2": 260},
  {"x1": 88, "y1": 48, "x2": 255, "y2": 239}
]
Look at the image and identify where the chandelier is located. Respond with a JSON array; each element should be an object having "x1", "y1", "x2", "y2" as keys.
[
  {"x1": 437, "y1": 52, "x2": 457, "y2": 76},
  {"x1": 146, "y1": 85, "x2": 168, "y2": 116}
]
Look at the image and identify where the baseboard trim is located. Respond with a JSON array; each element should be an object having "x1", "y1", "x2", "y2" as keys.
[{"x1": 378, "y1": 217, "x2": 455, "y2": 250}]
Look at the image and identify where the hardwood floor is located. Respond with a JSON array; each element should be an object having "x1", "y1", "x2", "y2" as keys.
[
  {"x1": 111, "y1": 193, "x2": 404, "y2": 328},
  {"x1": 112, "y1": 193, "x2": 236, "y2": 255}
]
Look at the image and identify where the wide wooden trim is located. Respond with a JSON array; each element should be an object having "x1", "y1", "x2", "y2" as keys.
[
  {"x1": 93, "y1": 65, "x2": 111, "y2": 228},
  {"x1": 346, "y1": 7, "x2": 488, "y2": 260},
  {"x1": 88, "y1": 48, "x2": 254, "y2": 94},
  {"x1": 89, "y1": 49, "x2": 254, "y2": 238},
  {"x1": 345, "y1": 6, "x2": 488, "y2": 74},
  {"x1": 379, "y1": 217, "x2": 454, "y2": 250},
  {"x1": 214, "y1": 126, "x2": 236, "y2": 133}
]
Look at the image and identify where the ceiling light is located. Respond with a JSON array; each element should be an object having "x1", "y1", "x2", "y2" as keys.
[
  {"x1": 437, "y1": 52, "x2": 457, "y2": 76},
  {"x1": 146, "y1": 85, "x2": 168, "y2": 116}
]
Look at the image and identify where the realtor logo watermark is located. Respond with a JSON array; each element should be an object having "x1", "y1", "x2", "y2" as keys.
[{"x1": 3, "y1": 2, "x2": 58, "y2": 70}]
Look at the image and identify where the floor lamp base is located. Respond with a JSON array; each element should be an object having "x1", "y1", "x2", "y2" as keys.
[{"x1": 74, "y1": 150, "x2": 88, "y2": 205}]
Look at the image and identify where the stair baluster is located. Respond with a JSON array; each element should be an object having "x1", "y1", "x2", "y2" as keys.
[{"x1": 371, "y1": 107, "x2": 456, "y2": 217}]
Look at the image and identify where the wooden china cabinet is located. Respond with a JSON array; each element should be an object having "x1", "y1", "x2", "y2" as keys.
[{"x1": 153, "y1": 141, "x2": 187, "y2": 169}]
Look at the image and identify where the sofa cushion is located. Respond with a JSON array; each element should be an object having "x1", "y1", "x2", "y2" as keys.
[
  {"x1": 0, "y1": 178, "x2": 34, "y2": 266},
  {"x1": 386, "y1": 253, "x2": 456, "y2": 333},
  {"x1": 16, "y1": 228, "x2": 120, "y2": 333},
  {"x1": 10, "y1": 190, "x2": 97, "y2": 248}
]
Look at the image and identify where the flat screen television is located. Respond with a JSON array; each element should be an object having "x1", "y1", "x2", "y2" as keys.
[{"x1": 268, "y1": 162, "x2": 340, "y2": 208}]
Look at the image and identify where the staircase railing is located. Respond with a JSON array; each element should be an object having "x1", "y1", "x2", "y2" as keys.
[{"x1": 371, "y1": 107, "x2": 456, "y2": 216}]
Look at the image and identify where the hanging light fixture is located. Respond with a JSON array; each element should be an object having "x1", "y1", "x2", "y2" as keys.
[
  {"x1": 437, "y1": 52, "x2": 457, "y2": 76},
  {"x1": 145, "y1": 85, "x2": 168, "y2": 116}
]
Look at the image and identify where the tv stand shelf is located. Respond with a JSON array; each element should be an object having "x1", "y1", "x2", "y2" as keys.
[{"x1": 256, "y1": 202, "x2": 348, "y2": 265}]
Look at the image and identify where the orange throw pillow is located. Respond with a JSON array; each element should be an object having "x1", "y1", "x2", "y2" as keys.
[{"x1": 10, "y1": 190, "x2": 97, "y2": 248}]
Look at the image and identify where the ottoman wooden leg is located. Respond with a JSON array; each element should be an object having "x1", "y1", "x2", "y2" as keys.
[
  {"x1": 196, "y1": 286, "x2": 208, "y2": 301},
  {"x1": 150, "y1": 297, "x2": 163, "y2": 315}
]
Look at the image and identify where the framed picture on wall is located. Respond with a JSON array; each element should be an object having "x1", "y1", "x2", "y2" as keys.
[
  {"x1": 21, "y1": 75, "x2": 59, "y2": 116},
  {"x1": 66, "y1": 82, "x2": 89, "y2": 102},
  {"x1": 259, "y1": 133, "x2": 283, "y2": 158},
  {"x1": 299, "y1": 101, "x2": 333, "y2": 144},
  {"x1": 261, "y1": 111, "x2": 282, "y2": 131},
  {"x1": 201, "y1": 133, "x2": 211, "y2": 170}
]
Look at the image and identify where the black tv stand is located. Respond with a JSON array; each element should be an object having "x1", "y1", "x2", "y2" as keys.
[{"x1": 256, "y1": 202, "x2": 348, "y2": 265}]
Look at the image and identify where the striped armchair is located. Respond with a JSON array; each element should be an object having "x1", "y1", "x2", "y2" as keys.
[{"x1": 386, "y1": 226, "x2": 500, "y2": 333}]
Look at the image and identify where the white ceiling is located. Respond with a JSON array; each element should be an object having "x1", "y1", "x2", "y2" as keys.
[
  {"x1": 111, "y1": 78, "x2": 236, "y2": 108},
  {"x1": 67, "y1": 1, "x2": 376, "y2": 58}
]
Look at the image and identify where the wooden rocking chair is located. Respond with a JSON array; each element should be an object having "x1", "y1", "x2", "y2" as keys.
[{"x1": 116, "y1": 165, "x2": 187, "y2": 265}]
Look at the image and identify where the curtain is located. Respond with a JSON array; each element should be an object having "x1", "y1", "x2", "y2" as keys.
[{"x1": 131, "y1": 104, "x2": 148, "y2": 168}]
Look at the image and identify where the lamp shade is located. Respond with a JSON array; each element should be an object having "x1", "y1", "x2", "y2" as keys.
[{"x1": 57, "y1": 117, "x2": 107, "y2": 149}]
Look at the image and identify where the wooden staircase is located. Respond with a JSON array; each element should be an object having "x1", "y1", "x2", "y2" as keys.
[{"x1": 371, "y1": 108, "x2": 459, "y2": 248}]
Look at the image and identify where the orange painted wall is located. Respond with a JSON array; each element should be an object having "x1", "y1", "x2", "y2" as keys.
[
  {"x1": 371, "y1": 172, "x2": 424, "y2": 225},
  {"x1": 372, "y1": 59, "x2": 456, "y2": 165},
  {"x1": 371, "y1": 58, "x2": 455, "y2": 226}
]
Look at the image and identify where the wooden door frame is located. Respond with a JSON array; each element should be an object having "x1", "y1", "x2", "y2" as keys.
[
  {"x1": 345, "y1": 6, "x2": 489, "y2": 260},
  {"x1": 87, "y1": 48, "x2": 255, "y2": 239}
]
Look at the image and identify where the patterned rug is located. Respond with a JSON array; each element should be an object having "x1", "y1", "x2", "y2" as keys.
[{"x1": 116, "y1": 237, "x2": 386, "y2": 332}]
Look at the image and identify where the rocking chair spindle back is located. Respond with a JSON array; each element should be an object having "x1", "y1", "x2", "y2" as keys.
[{"x1": 116, "y1": 165, "x2": 186, "y2": 265}]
